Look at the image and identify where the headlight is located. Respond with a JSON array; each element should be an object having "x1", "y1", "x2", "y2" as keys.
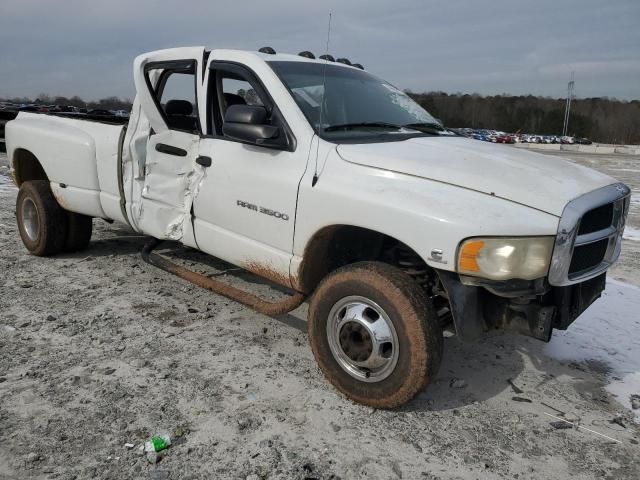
[{"x1": 457, "y1": 237, "x2": 554, "y2": 281}]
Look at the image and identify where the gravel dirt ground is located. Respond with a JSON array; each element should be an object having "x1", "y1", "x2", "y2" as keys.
[{"x1": 1, "y1": 149, "x2": 639, "y2": 480}]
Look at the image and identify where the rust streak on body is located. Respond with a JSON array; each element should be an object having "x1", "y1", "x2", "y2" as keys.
[{"x1": 244, "y1": 261, "x2": 293, "y2": 289}]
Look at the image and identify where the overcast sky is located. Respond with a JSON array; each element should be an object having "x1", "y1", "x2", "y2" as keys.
[{"x1": 1, "y1": 0, "x2": 639, "y2": 101}]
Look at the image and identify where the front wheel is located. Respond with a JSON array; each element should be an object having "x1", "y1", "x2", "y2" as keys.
[{"x1": 307, "y1": 261, "x2": 443, "y2": 409}]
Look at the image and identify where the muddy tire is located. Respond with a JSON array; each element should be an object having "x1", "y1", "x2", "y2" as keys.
[
  {"x1": 16, "y1": 180, "x2": 68, "y2": 256},
  {"x1": 308, "y1": 261, "x2": 443, "y2": 409},
  {"x1": 64, "y1": 212, "x2": 92, "y2": 252}
]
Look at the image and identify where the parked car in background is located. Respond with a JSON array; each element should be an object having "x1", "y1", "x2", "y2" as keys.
[
  {"x1": 472, "y1": 131, "x2": 488, "y2": 141},
  {"x1": 460, "y1": 130, "x2": 595, "y2": 147},
  {"x1": 18, "y1": 105, "x2": 48, "y2": 113},
  {"x1": 495, "y1": 134, "x2": 515, "y2": 144},
  {"x1": 88, "y1": 109, "x2": 115, "y2": 116},
  {"x1": 56, "y1": 105, "x2": 76, "y2": 113}
]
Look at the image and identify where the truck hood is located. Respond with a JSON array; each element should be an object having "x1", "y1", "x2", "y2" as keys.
[{"x1": 336, "y1": 136, "x2": 617, "y2": 216}]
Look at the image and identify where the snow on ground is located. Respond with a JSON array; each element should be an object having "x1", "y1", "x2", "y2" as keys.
[
  {"x1": 0, "y1": 170, "x2": 12, "y2": 191},
  {"x1": 630, "y1": 194, "x2": 640, "y2": 218},
  {"x1": 624, "y1": 226, "x2": 640, "y2": 242},
  {"x1": 545, "y1": 279, "x2": 640, "y2": 421}
]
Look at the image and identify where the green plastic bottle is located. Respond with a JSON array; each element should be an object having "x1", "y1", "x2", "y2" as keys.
[{"x1": 144, "y1": 434, "x2": 171, "y2": 453}]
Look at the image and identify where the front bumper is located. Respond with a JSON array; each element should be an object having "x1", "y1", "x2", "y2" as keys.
[{"x1": 438, "y1": 270, "x2": 606, "y2": 342}]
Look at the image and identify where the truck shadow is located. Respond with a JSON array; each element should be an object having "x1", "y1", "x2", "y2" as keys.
[
  {"x1": 404, "y1": 333, "x2": 608, "y2": 413},
  {"x1": 61, "y1": 233, "x2": 310, "y2": 331},
  {"x1": 56, "y1": 233, "x2": 149, "y2": 259},
  {"x1": 161, "y1": 244, "x2": 309, "y2": 332}
]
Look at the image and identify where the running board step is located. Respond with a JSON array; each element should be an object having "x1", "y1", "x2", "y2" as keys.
[{"x1": 141, "y1": 238, "x2": 306, "y2": 316}]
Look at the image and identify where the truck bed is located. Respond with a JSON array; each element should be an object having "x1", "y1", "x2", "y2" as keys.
[
  {"x1": 1, "y1": 110, "x2": 128, "y2": 151},
  {"x1": 6, "y1": 111, "x2": 128, "y2": 223}
]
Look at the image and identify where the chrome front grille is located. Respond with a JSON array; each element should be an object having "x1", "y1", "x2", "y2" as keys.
[
  {"x1": 569, "y1": 238, "x2": 609, "y2": 275},
  {"x1": 548, "y1": 183, "x2": 630, "y2": 286},
  {"x1": 577, "y1": 202, "x2": 614, "y2": 235}
]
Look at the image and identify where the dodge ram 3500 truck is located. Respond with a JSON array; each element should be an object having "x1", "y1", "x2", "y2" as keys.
[{"x1": 6, "y1": 47, "x2": 631, "y2": 408}]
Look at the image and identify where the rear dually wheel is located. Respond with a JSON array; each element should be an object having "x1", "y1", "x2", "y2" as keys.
[{"x1": 16, "y1": 180, "x2": 67, "y2": 256}]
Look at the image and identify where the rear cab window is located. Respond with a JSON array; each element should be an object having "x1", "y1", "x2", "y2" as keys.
[{"x1": 144, "y1": 61, "x2": 200, "y2": 134}]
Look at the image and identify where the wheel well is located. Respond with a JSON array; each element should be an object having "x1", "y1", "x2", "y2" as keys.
[
  {"x1": 12, "y1": 149, "x2": 48, "y2": 186},
  {"x1": 296, "y1": 225, "x2": 432, "y2": 294}
]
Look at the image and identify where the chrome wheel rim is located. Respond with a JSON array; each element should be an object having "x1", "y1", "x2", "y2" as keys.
[
  {"x1": 326, "y1": 296, "x2": 399, "y2": 383},
  {"x1": 22, "y1": 197, "x2": 40, "y2": 242}
]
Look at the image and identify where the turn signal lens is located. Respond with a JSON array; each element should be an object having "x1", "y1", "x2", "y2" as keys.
[{"x1": 458, "y1": 240, "x2": 484, "y2": 272}]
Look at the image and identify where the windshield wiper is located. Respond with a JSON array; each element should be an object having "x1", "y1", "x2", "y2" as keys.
[
  {"x1": 323, "y1": 122, "x2": 403, "y2": 132},
  {"x1": 402, "y1": 122, "x2": 445, "y2": 132}
]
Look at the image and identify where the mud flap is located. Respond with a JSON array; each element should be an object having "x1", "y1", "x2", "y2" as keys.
[
  {"x1": 437, "y1": 270, "x2": 485, "y2": 341},
  {"x1": 553, "y1": 272, "x2": 606, "y2": 330}
]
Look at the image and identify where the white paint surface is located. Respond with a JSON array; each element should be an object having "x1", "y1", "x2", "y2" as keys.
[{"x1": 337, "y1": 136, "x2": 618, "y2": 216}]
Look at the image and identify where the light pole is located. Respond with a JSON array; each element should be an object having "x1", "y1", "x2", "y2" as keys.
[{"x1": 562, "y1": 72, "x2": 575, "y2": 137}]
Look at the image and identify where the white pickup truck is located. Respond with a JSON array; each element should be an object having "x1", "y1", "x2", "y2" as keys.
[{"x1": 6, "y1": 46, "x2": 630, "y2": 408}]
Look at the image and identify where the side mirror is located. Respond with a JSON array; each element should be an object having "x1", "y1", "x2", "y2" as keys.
[{"x1": 222, "y1": 104, "x2": 285, "y2": 148}]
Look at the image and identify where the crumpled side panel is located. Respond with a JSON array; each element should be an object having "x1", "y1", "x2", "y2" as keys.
[
  {"x1": 121, "y1": 96, "x2": 151, "y2": 233},
  {"x1": 164, "y1": 165, "x2": 206, "y2": 240},
  {"x1": 126, "y1": 126, "x2": 202, "y2": 240},
  {"x1": 137, "y1": 133, "x2": 202, "y2": 241}
]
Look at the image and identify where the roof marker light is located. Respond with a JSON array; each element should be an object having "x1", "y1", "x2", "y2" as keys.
[
  {"x1": 298, "y1": 51, "x2": 315, "y2": 59},
  {"x1": 319, "y1": 54, "x2": 335, "y2": 62},
  {"x1": 258, "y1": 46, "x2": 276, "y2": 54}
]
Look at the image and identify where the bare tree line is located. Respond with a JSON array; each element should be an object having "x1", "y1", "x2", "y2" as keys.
[
  {"x1": 408, "y1": 92, "x2": 640, "y2": 144},
  {"x1": 1, "y1": 94, "x2": 133, "y2": 112}
]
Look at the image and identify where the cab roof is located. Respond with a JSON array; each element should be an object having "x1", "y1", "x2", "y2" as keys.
[{"x1": 210, "y1": 48, "x2": 362, "y2": 70}]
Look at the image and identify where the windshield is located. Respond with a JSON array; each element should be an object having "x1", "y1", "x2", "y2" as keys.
[{"x1": 268, "y1": 61, "x2": 441, "y2": 141}]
